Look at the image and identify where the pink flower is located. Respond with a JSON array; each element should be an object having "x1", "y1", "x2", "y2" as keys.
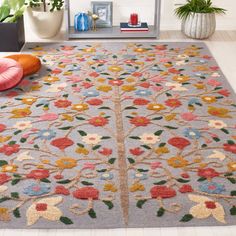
[
  {"x1": 72, "y1": 87, "x2": 81, "y2": 92},
  {"x1": 82, "y1": 163, "x2": 95, "y2": 170},
  {"x1": 159, "y1": 58, "x2": 170, "y2": 63},
  {"x1": 207, "y1": 79, "x2": 222, "y2": 87},
  {"x1": 151, "y1": 85, "x2": 163, "y2": 92},
  {"x1": 151, "y1": 162, "x2": 162, "y2": 170},
  {"x1": 180, "y1": 112, "x2": 198, "y2": 121},
  {"x1": 218, "y1": 89, "x2": 230, "y2": 97},
  {"x1": 210, "y1": 66, "x2": 219, "y2": 71},
  {"x1": 39, "y1": 113, "x2": 58, "y2": 121}
]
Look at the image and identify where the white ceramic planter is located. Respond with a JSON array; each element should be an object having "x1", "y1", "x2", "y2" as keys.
[
  {"x1": 27, "y1": 7, "x2": 64, "y2": 39},
  {"x1": 182, "y1": 13, "x2": 216, "y2": 39}
]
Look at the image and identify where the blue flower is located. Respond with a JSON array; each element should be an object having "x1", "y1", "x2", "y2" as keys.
[
  {"x1": 123, "y1": 54, "x2": 137, "y2": 60},
  {"x1": 199, "y1": 182, "x2": 225, "y2": 194},
  {"x1": 125, "y1": 66, "x2": 136, "y2": 73},
  {"x1": 133, "y1": 172, "x2": 148, "y2": 180},
  {"x1": 135, "y1": 90, "x2": 152, "y2": 97},
  {"x1": 67, "y1": 64, "x2": 81, "y2": 71},
  {"x1": 188, "y1": 98, "x2": 200, "y2": 105},
  {"x1": 151, "y1": 65, "x2": 161, "y2": 71},
  {"x1": 83, "y1": 90, "x2": 100, "y2": 97},
  {"x1": 93, "y1": 55, "x2": 108, "y2": 60},
  {"x1": 36, "y1": 129, "x2": 56, "y2": 140},
  {"x1": 183, "y1": 128, "x2": 201, "y2": 139},
  {"x1": 23, "y1": 183, "x2": 51, "y2": 196},
  {"x1": 101, "y1": 172, "x2": 114, "y2": 180},
  {"x1": 38, "y1": 99, "x2": 49, "y2": 106}
]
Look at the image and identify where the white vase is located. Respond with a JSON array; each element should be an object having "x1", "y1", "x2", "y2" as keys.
[
  {"x1": 27, "y1": 7, "x2": 64, "y2": 39},
  {"x1": 182, "y1": 13, "x2": 216, "y2": 39}
]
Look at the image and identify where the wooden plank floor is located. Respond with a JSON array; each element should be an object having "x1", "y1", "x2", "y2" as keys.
[{"x1": 0, "y1": 30, "x2": 236, "y2": 236}]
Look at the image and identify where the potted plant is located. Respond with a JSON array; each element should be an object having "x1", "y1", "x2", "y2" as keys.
[
  {"x1": 0, "y1": 0, "x2": 26, "y2": 52},
  {"x1": 27, "y1": 0, "x2": 64, "y2": 38},
  {"x1": 175, "y1": 0, "x2": 226, "y2": 39}
]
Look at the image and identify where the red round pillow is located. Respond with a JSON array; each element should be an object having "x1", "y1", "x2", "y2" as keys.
[
  {"x1": 6, "y1": 54, "x2": 41, "y2": 77},
  {"x1": 0, "y1": 58, "x2": 23, "y2": 91}
]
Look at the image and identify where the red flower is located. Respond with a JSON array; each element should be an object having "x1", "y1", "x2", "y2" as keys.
[
  {"x1": 73, "y1": 187, "x2": 99, "y2": 200},
  {"x1": 132, "y1": 72, "x2": 143, "y2": 77},
  {"x1": 179, "y1": 184, "x2": 193, "y2": 193},
  {"x1": 109, "y1": 80, "x2": 123, "y2": 86},
  {"x1": 89, "y1": 72, "x2": 99, "y2": 78},
  {"x1": 54, "y1": 174, "x2": 64, "y2": 180},
  {"x1": 98, "y1": 148, "x2": 112, "y2": 156},
  {"x1": 87, "y1": 99, "x2": 103, "y2": 106},
  {"x1": 168, "y1": 137, "x2": 191, "y2": 150},
  {"x1": 88, "y1": 117, "x2": 108, "y2": 127},
  {"x1": 50, "y1": 137, "x2": 74, "y2": 150},
  {"x1": 55, "y1": 185, "x2": 70, "y2": 195},
  {"x1": 0, "y1": 124, "x2": 6, "y2": 132},
  {"x1": 139, "y1": 82, "x2": 150, "y2": 88},
  {"x1": 150, "y1": 186, "x2": 176, "y2": 199},
  {"x1": 165, "y1": 99, "x2": 182, "y2": 108},
  {"x1": 0, "y1": 173, "x2": 11, "y2": 185},
  {"x1": 26, "y1": 169, "x2": 50, "y2": 180},
  {"x1": 0, "y1": 144, "x2": 20, "y2": 156},
  {"x1": 82, "y1": 82, "x2": 93, "y2": 89},
  {"x1": 35, "y1": 203, "x2": 48, "y2": 211},
  {"x1": 205, "y1": 201, "x2": 217, "y2": 209},
  {"x1": 181, "y1": 173, "x2": 190, "y2": 179},
  {"x1": 155, "y1": 45, "x2": 167, "y2": 50},
  {"x1": 198, "y1": 168, "x2": 220, "y2": 179},
  {"x1": 130, "y1": 147, "x2": 144, "y2": 156},
  {"x1": 130, "y1": 116, "x2": 150, "y2": 127},
  {"x1": 133, "y1": 98, "x2": 150, "y2": 106},
  {"x1": 223, "y1": 143, "x2": 236, "y2": 154},
  {"x1": 168, "y1": 68, "x2": 180, "y2": 74},
  {"x1": 54, "y1": 100, "x2": 72, "y2": 108},
  {"x1": 218, "y1": 89, "x2": 230, "y2": 97}
]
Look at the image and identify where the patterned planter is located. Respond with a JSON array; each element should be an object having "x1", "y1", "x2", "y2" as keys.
[{"x1": 182, "y1": 13, "x2": 216, "y2": 39}]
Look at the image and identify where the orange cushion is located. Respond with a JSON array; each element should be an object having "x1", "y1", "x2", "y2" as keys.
[{"x1": 6, "y1": 54, "x2": 41, "y2": 77}]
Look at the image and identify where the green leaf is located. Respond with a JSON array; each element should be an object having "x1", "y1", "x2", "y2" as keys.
[
  {"x1": 8, "y1": 141, "x2": 16, "y2": 145},
  {"x1": 14, "y1": 130, "x2": 22, "y2": 135},
  {"x1": 176, "y1": 178, "x2": 190, "y2": 183},
  {"x1": 11, "y1": 179, "x2": 21, "y2": 185},
  {"x1": 129, "y1": 136, "x2": 141, "y2": 140},
  {"x1": 164, "y1": 126, "x2": 178, "y2": 129},
  {"x1": 230, "y1": 206, "x2": 236, "y2": 215},
  {"x1": 76, "y1": 117, "x2": 86, "y2": 120},
  {"x1": 153, "y1": 180, "x2": 167, "y2": 185},
  {"x1": 59, "y1": 126, "x2": 73, "y2": 130},
  {"x1": 92, "y1": 145, "x2": 101, "y2": 151},
  {"x1": 136, "y1": 199, "x2": 147, "y2": 209},
  {"x1": 154, "y1": 130, "x2": 163, "y2": 136},
  {"x1": 88, "y1": 208, "x2": 97, "y2": 218},
  {"x1": 128, "y1": 158, "x2": 135, "y2": 164},
  {"x1": 221, "y1": 128, "x2": 229, "y2": 134},
  {"x1": 137, "y1": 169, "x2": 149, "y2": 172},
  {"x1": 227, "y1": 177, "x2": 236, "y2": 184},
  {"x1": 20, "y1": 137, "x2": 27, "y2": 143},
  {"x1": 13, "y1": 208, "x2": 21, "y2": 218},
  {"x1": 180, "y1": 214, "x2": 193, "y2": 222},
  {"x1": 57, "y1": 179, "x2": 71, "y2": 184},
  {"x1": 159, "y1": 143, "x2": 166, "y2": 147},
  {"x1": 40, "y1": 178, "x2": 51, "y2": 183},
  {"x1": 197, "y1": 177, "x2": 207, "y2": 182},
  {"x1": 101, "y1": 136, "x2": 111, "y2": 140},
  {"x1": 0, "y1": 196, "x2": 11, "y2": 203},
  {"x1": 108, "y1": 158, "x2": 116, "y2": 164},
  {"x1": 125, "y1": 106, "x2": 138, "y2": 110},
  {"x1": 0, "y1": 160, "x2": 8, "y2": 167},
  {"x1": 213, "y1": 137, "x2": 220, "y2": 142},
  {"x1": 11, "y1": 192, "x2": 19, "y2": 199},
  {"x1": 99, "y1": 106, "x2": 111, "y2": 110},
  {"x1": 77, "y1": 143, "x2": 85, "y2": 148},
  {"x1": 227, "y1": 140, "x2": 235, "y2": 145},
  {"x1": 231, "y1": 191, "x2": 236, "y2": 196},
  {"x1": 78, "y1": 130, "x2": 87, "y2": 136},
  {"x1": 152, "y1": 117, "x2": 163, "y2": 120},
  {"x1": 157, "y1": 207, "x2": 165, "y2": 217},
  {"x1": 34, "y1": 144, "x2": 39, "y2": 149},
  {"x1": 103, "y1": 200, "x2": 114, "y2": 209},
  {"x1": 141, "y1": 145, "x2": 151, "y2": 150},
  {"x1": 60, "y1": 216, "x2": 73, "y2": 225},
  {"x1": 81, "y1": 181, "x2": 94, "y2": 186},
  {"x1": 97, "y1": 169, "x2": 107, "y2": 173}
]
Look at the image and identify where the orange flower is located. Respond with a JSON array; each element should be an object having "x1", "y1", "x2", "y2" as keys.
[
  {"x1": 147, "y1": 103, "x2": 166, "y2": 111},
  {"x1": 167, "y1": 156, "x2": 189, "y2": 168},
  {"x1": 96, "y1": 85, "x2": 112, "y2": 92},
  {"x1": 72, "y1": 104, "x2": 88, "y2": 112},
  {"x1": 172, "y1": 75, "x2": 190, "y2": 83},
  {"x1": 134, "y1": 48, "x2": 147, "y2": 53},
  {"x1": 43, "y1": 76, "x2": 60, "y2": 83},
  {"x1": 208, "y1": 106, "x2": 231, "y2": 118},
  {"x1": 11, "y1": 107, "x2": 31, "y2": 118},
  {"x1": 56, "y1": 157, "x2": 77, "y2": 169},
  {"x1": 108, "y1": 65, "x2": 123, "y2": 73},
  {"x1": 21, "y1": 98, "x2": 37, "y2": 105}
]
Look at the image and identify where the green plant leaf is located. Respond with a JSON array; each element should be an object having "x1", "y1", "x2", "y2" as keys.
[
  {"x1": 154, "y1": 180, "x2": 167, "y2": 185},
  {"x1": 136, "y1": 199, "x2": 147, "y2": 209},
  {"x1": 108, "y1": 158, "x2": 116, "y2": 164},
  {"x1": 57, "y1": 179, "x2": 71, "y2": 184},
  {"x1": 60, "y1": 216, "x2": 73, "y2": 225},
  {"x1": 103, "y1": 200, "x2": 114, "y2": 209},
  {"x1": 157, "y1": 207, "x2": 165, "y2": 217},
  {"x1": 0, "y1": 5, "x2": 10, "y2": 22},
  {"x1": 11, "y1": 192, "x2": 19, "y2": 199},
  {"x1": 0, "y1": 160, "x2": 8, "y2": 167},
  {"x1": 13, "y1": 208, "x2": 21, "y2": 218},
  {"x1": 11, "y1": 179, "x2": 21, "y2": 185},
  {"x1": 78, "y1": 130, "x2": 87, "y2": 136},
  {"x1": 81, "y1": 181, "x2": 94, "y2": 186},
  {"x1": 88, "y1": 208, "x2": 97, "y2": 218},
  {"x1": 180, "y1": 214, "x2": 193, "y2": 222},
  {"x1": 0, "y1": 196, "x2": 11, "y2": 203}
]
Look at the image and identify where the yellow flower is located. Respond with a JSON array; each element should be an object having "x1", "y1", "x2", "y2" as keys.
[
  {"x1": 193, "y1": 158, "x2": 202, "y2": 163},
  {"x1": 227, "y1": 162, "x2": 236, "y2": 171},
  {"x1": 172, "y1": 75, "x2": 190, "y2": 83},
  {"x1": 165, "y1": 113, "x2": 176, "y2": 121},
  {"x1": 97, "y1": 85, "x2": 112, "y2": 92},
  {"x1": 0, "y1": 136, "x2": 11, "y2": 143},
  {"x1": 134, "y1": 48, "x2": 147, "y2": 53},
  {"x1": 0, "y1": 207, "x2": 10, "y2": 222},
  {"x1": 108, "y1": 65, "x2": 123, "y2": 73},
  {"x1": 58, "y1": 64, "x2": 66, "y2": 68},
  {"x1": 195, "y1": 65, "x2": 208, "y2": 71},
  {"x1": 126, "y1": 77, "x2": 135, "y2": 83},
  {"x1": 37, "y1": 165, "x2": 44, "y2": 169},
  {"x1": 167, "y1": 156, "x2": 189, "y2": 168},
  {"x1": 208, "y1": 106, "x2": 231, "y2": 118},
  {"x1": 21, "y1": 98, "x2": 37, "y2": 105},
  {"x1": 30, "y1": 84, "x2": 42, "y2": 91},
  {"x1": 147, "y1": 103, "x2": 166, "y2": 111},
  {"x1": 63, "y1": 71, "x2": 73, "y2": 76},
  {"x1": 76, "y1": 147, "x2": 89, "y2": 155},
  {"x1": 194, "y1": 83, "x2": 205, "y2": 89},
  {"x1": 1, "y1": 164, "x2": 18, "y2": 173},
  {"x1": 188, "y1": 194, "x2": 225, "y2": 223},
  {"x1": 33, "y1": 46, "x2": 43, "y2": 51},
  {"x1": 56, "y1": 157, "x2": 77, "y2": 169},
  {"x1": 130, "y1": 182, "x2": 145, "y2": 192},
  {"x1": 97, "y1": 77, "x2": 106, "y2": 83},
  {"x1": 121, "y1": 85, "x2": 136, "y2": 92},
  {"x1": 201, "y1": 96, "x2": 216, "y2": 103},
  {"x1": 11, "y1": 107, "x2": 31, "y2": 118},
  {"x1": 83, "y1": 47, "x2": 96, "y2": 53},
  {"x1": 61, "y1": 114, "x2": 74, "y2": 122},
  {"x1": 72, "y1": 104, "x2": 88, "y2": 112},
  {"x1": 43, "y1": 76, "x2": 60, "y2": 83},
  {"x1": 42, "y1": 160, "x2": 50, "y2": 164},
  {"x1": 160, "y1": 71, "x2": 169, "y2": 76},
  {"x1": 164, "y1": 63, "x2": 172, "y2": 68},
  {"x1": 104, "y1": 183, "x2": 117, "y2": 192},
  {"x1": 155, "y1": 146, "x2": 169, "y2": 155}
]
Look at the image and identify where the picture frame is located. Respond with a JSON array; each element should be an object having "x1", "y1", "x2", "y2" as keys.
[{"x1": 91, "y1": 1, "x2": 113, "y2": 28}]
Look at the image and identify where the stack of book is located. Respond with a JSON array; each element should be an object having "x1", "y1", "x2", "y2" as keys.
[{"x1": 120, "y1": 22, "x2": 149, "y2": 32}]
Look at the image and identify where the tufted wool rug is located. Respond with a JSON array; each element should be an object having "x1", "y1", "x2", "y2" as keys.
[{"x1": 0, "y1": 42, "x2": 236, "y2": 229}]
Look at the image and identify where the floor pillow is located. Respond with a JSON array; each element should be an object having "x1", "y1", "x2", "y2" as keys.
[
  {"x1": 6, "y1": 54, "x2": 41, "y2": 76},
  {"x1": 0, "y1": 58, "x2": 24, "y2": 91}
]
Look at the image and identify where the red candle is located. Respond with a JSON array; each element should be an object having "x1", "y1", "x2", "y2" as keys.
[{"x1": 130, "y1": 13, "x2": 138, "y2": 25}]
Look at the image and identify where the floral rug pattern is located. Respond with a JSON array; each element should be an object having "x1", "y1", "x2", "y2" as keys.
[{"x1": 0, "y1": 42, "x2": 236, "y2": 228}]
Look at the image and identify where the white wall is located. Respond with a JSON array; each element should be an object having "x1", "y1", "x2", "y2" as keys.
[{"x1": 1, "y1": 0, "x2": 235, "y2": 40}]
